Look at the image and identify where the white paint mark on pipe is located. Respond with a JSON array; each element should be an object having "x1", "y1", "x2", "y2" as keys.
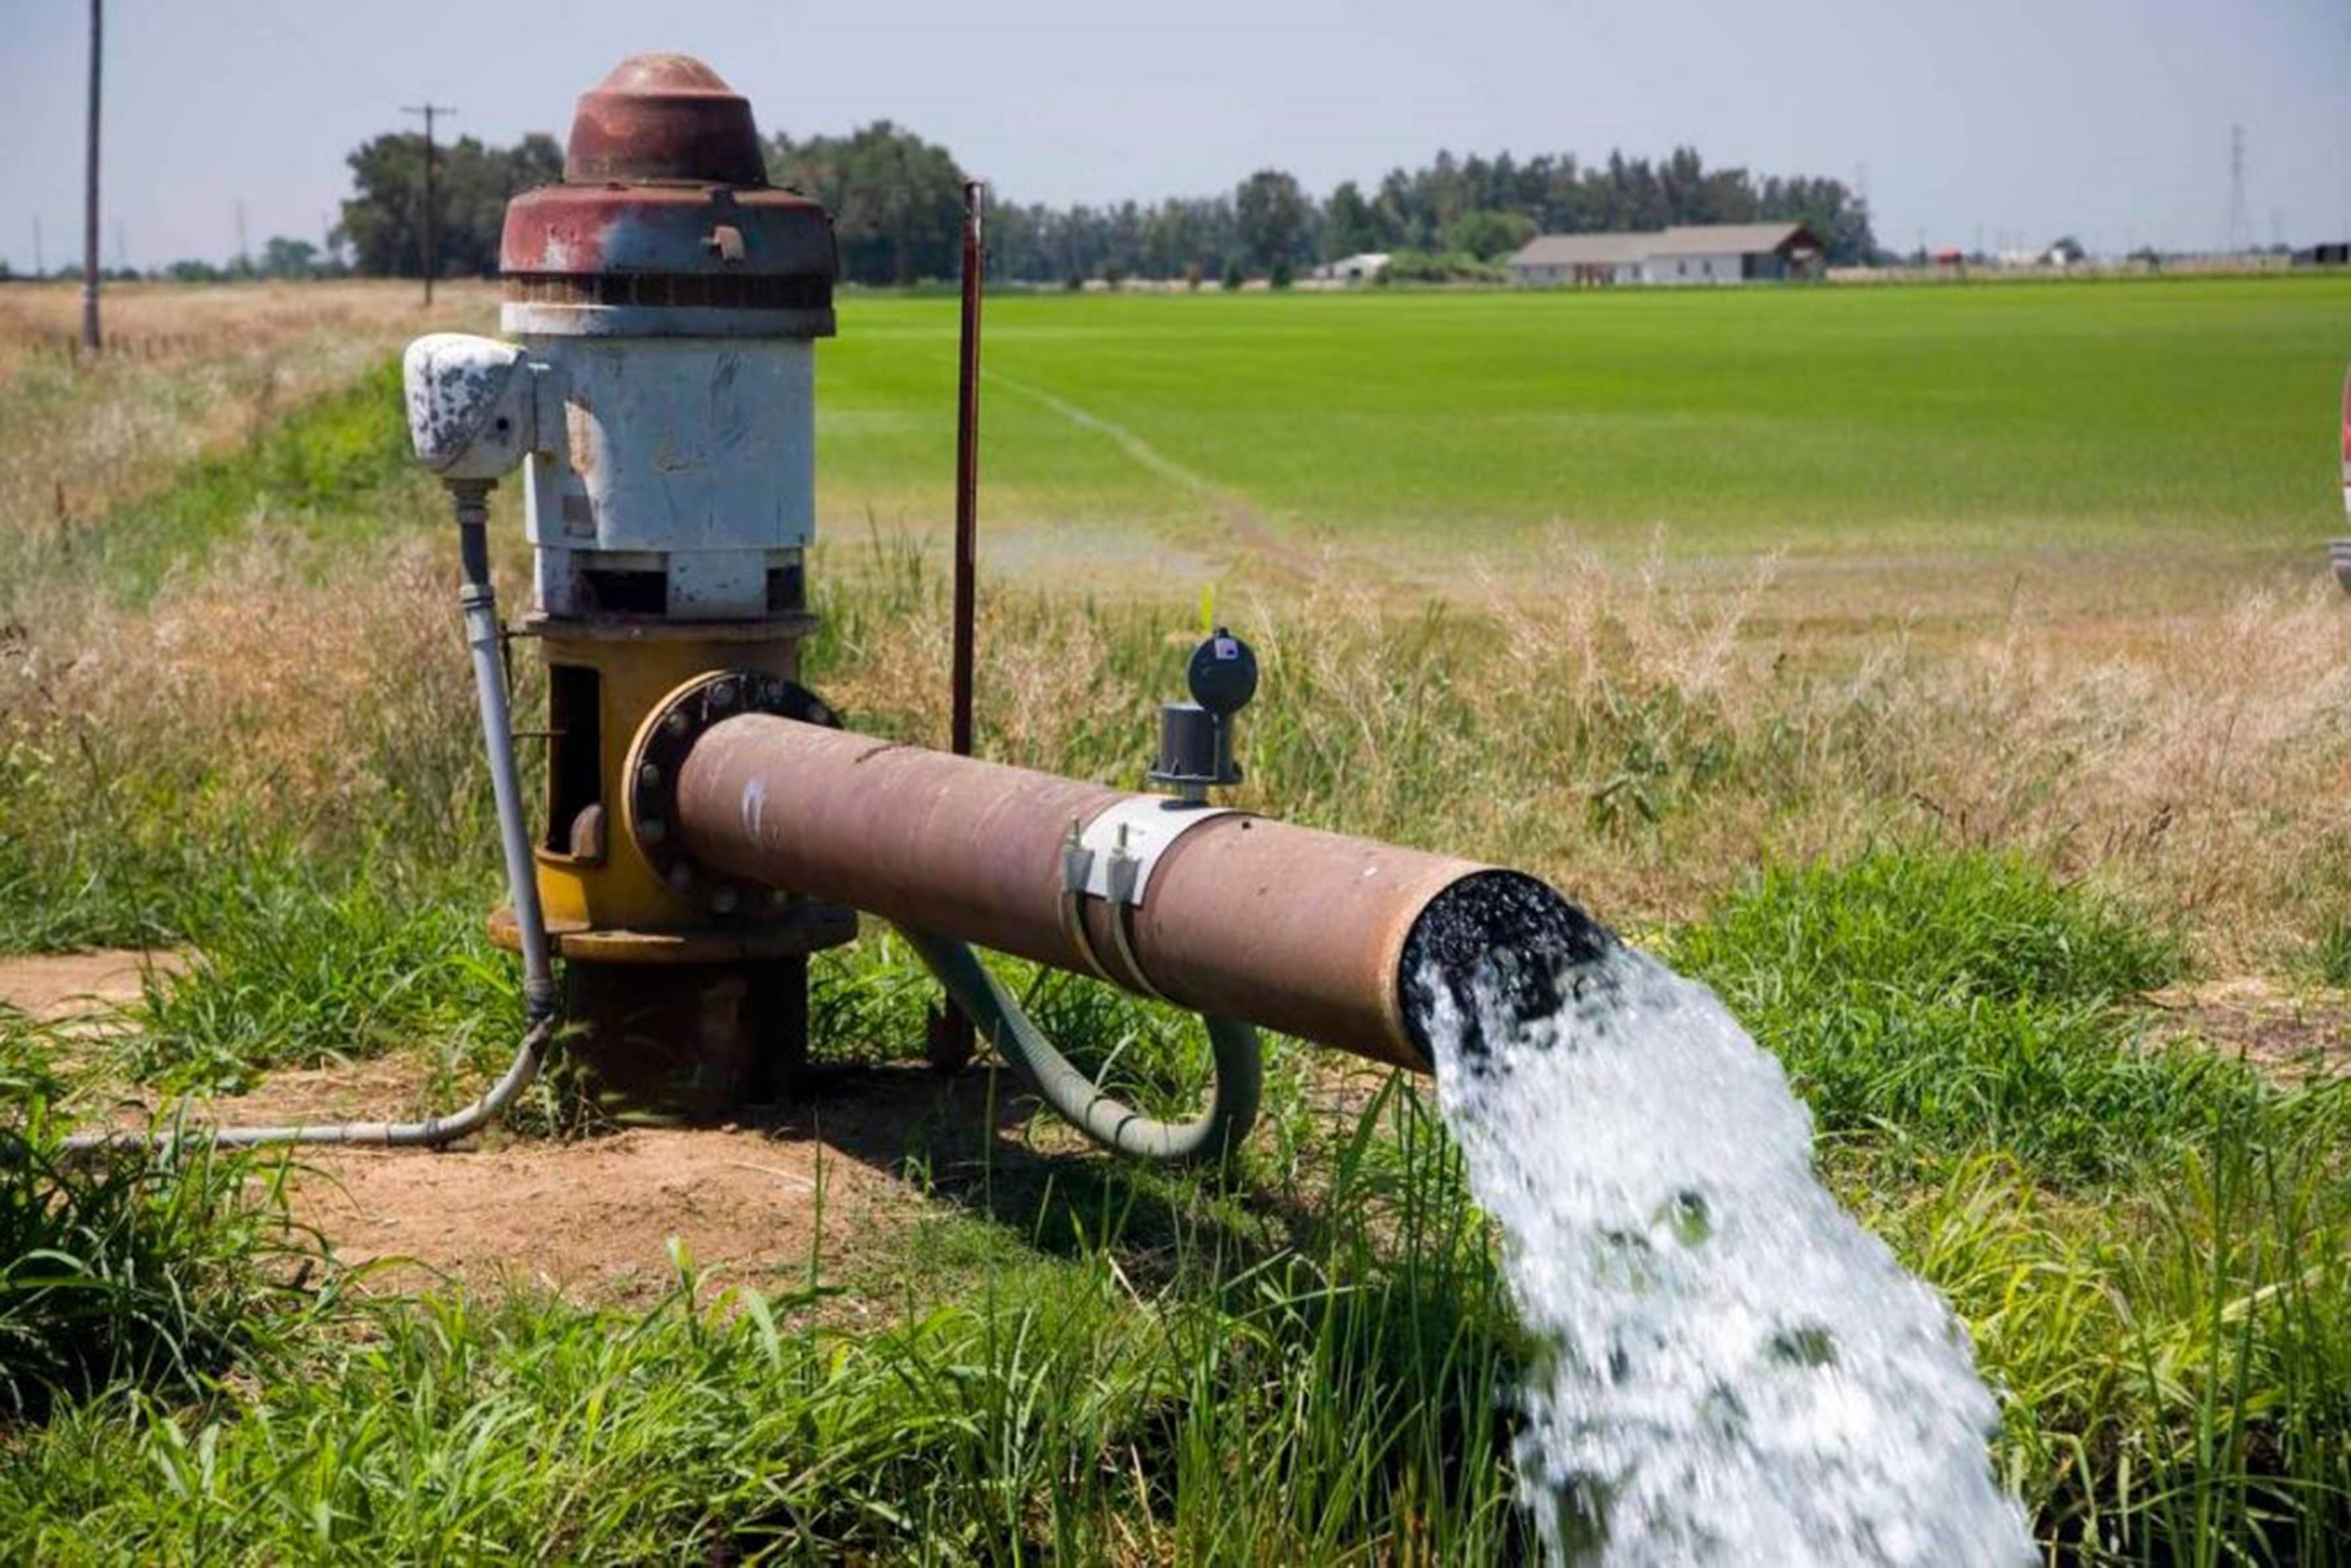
[{"x1": 743, "y1": 777, "x2": 768, "y2": 840}]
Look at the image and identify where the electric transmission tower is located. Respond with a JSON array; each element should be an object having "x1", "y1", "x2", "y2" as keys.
[{"x1": 2225, "y1": 124, "x2": 2251, "y2": 255}]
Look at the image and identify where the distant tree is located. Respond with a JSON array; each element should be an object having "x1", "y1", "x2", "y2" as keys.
[
  {"x1": 1235, "y1": 169, "x2": 1312, "y2": 272},
  {"x1": 259, "y1": 236, "x2": 319, "y2": 279},
  {"x1": 1269, "y1": 259, "x2": 1294, "y2": 289},
  {"x1": 1220, "y1": 257, "x2": 1246, "y2": 291},
  {"x1": 166, "y1": 258, "x2": 223, "y2": 283},
  {"x1": 768, "y1": 122, "x2": 965, "y2": 285},
  {"x1": 1322, "y1": 180, "x2": 1387, "y2": 257},
  {"x1": 1442, "y1": 209, "x2": 1534, "y2": 261},
  {"x1": 2047, "y1": 235, "x2": 2086, "y2": 264},
  {"x1": 334, "y1": 131, "x2": 561, "y2": 277}
]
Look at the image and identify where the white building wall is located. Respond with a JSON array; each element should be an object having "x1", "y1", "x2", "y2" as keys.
[{"x1": 1643, "y1": 251, "x2": 1745, "y2": 285}]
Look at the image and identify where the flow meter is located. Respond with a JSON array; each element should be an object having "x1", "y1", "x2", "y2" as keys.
[{"x1": 1151, "y1": 627, "x2": 1258, "y2": 802}]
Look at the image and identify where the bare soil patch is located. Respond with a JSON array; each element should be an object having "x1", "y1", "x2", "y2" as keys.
[
  {"x1": 2150, "y1": 977, "x2": 2351, "y2": 1080},
  {"x1": 0, "y1": 948, "x2": 180, "y2": 1022},
  {"x1": 263, "y1": 1064, "x2": 1035, "y2": 1309}
]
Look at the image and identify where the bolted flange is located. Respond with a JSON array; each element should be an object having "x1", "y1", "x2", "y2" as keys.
[{"x1": 625, "y1": 669, "x2": 839, "y2": 916}]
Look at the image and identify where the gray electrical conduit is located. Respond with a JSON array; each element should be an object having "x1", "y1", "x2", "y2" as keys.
[
  {"x1": 898, "y1": 927, "x2": 1263, "y2": 1165},
  {"x1": 64, "y1": 484, "x2": 557, "y2": 1153}
]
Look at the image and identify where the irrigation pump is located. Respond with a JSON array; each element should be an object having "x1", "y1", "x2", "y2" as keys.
[{"x1": 86, "y1": 52, "x2": 1612, "y2": 1162}]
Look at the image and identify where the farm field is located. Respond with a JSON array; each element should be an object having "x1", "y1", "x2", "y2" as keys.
[
  {"x1": 2, "y1": 275, "x2": 2349, "y2": 1561},
  {"x1": 819, "y1": 276, "x2": 2351, "y2": 614}
]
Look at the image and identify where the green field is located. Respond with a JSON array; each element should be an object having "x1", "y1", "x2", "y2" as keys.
[{"x1": 819, "y1": 276, "x2": 2351, "y2": 585}]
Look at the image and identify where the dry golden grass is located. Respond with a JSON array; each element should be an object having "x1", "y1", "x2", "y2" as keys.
[
  {"x1": 0, "y1": 281, "x2": 494, "y2": 554},
  {"x1": 5, "y1": 532, "x2": 484, "y2": 837},
  {"x1": 816, "y1": 532, "x2": 2351, "y2": 971}
]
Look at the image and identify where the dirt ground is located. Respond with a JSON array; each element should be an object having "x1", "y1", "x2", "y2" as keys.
[
  {"x1": 226, "y1": 1054, "x2": 1040, "y2": 1308},
  {"x1": 8, "y1": 950, "x2": 2340, "y2": 1307},
  {"x1": 2149, "y1": 977, "x2": 2351, "y2": 1082},
  {"x1": 0, "y1": 948, "x2": 179, "y2": 1021},
  {"x1": 292, "y1": 1111, "x2": 929, "y2": 1309}
]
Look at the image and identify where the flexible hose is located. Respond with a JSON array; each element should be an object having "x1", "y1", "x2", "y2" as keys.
[
  {"x1": 898, "y1": 926, "x2": 1262, "y2": 1165},
  {"x1": 64, "y1": 482, "x2": 557, "y2": 1153}
]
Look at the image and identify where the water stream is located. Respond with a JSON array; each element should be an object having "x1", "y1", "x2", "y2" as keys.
[{"x1": 1414, "y1": 940, "x2": 2034, "y2": 1566}]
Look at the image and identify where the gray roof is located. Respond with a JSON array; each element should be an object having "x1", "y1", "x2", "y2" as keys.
[
  {"x1": 1508, "y1": 232, "x2": 1652, "y2": 267},
  {"x1": 1648, "y1": 223, "x2": 1819, "y2": 256},
  {"x1": 1508, "y1": 222, "x2": 1822, "y2": 267}
]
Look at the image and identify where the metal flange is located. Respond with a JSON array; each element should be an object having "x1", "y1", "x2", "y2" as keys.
[{"x1": 625, "y1": 669, "x2": 839, "y2": 916}]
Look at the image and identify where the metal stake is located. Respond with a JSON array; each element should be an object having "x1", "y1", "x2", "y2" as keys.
[{"x1": 929, "y1": 177, "x2": 987, "y2": 1074}]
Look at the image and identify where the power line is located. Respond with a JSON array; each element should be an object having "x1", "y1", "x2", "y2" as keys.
[{"x1": 401, "y1": 102, "x2": 457, "y2": 305}]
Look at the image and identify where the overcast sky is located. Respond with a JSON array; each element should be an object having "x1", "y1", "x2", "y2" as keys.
[{"x1": 5, "y1": 0, "x2": 2349, "y2": 271}]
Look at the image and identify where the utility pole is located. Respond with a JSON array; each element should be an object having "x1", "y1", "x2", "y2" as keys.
[
  {"x1": 402, "y1": 102, "x2": 457, "y2": 305},
  {"x1": 235, "y1": 199, "x2": 249, "y2": 272},
  {"x1": 81, "y1": 0, "x2": 102, "y2": 351},
  {"x1": 33, "y1": 215, "x2": 44, "y2": 278},
  {"x1": 113, "y1": 220, "x2": 127, "y2": 274}
]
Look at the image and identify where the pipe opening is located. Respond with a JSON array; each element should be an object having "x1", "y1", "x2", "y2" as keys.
[{"x1": 1398, "y1": 870, "x2": 1616, "y2": 1068}]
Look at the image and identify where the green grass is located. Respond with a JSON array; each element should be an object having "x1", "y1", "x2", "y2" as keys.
[
  {"x1": 0, "y1": 1090, "x2": 1528, "y2": 1565},
  {"x1": 1672, "y1": 849, "x2": 2238, "y2": 1181},
  {"x1": 819, "y1": 275, "x2": 2351, "y2": 559},
  {"x1": 0, "y1": 1115, "x2": 318, "y2": 1423},
  {"x1": 7, "y1": 288, "x2": 2351, "y2": 1561},
  {"x1": 119, "y1": 850, "x2": 522, "y2": 1096},
  {"x1": 15, "y1": 356, "x2": 433, "y2": 612},
  {"x1": 5, "y1": 835, "x2": 2348, "y2": 1559}
]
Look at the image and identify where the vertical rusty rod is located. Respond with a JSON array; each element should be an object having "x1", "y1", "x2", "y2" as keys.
[
  {"x1": 950, "y1": 178, "x2": 985, "y2": 758},
  {"x1": 930, "y1": 179, "x2": 987, "y2": 1071}
]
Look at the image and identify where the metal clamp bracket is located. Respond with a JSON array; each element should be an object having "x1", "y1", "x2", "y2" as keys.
[
  {"x1": 1065, "y1": 796, "x2": 1237, "y2": 907},
  {"x1": 1056, "y1": 797, "x2": 1239, "y2": 1001}
]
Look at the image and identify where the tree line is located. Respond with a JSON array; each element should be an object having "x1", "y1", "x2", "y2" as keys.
[
  {"x1": 64, "y1": 123, "x2": 1876, "y2": 287},
  {"x1": 766, "y1": 129, "x2": 1878, "y2": 284}
]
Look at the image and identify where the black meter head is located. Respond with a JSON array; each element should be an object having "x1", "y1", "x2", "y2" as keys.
[{"x1": 1186, "y1": 627, "x2": 1259, "y2": 717}]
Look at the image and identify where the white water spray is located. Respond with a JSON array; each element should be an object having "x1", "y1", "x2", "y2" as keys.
[{"x1": 1417, "y1": 944, "x2": 2034, "y2": 1566}]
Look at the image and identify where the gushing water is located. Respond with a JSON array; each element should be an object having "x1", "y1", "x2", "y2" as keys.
[{"x1": 1415, "y1": 940, "x2": 2033, "y2": 1566}]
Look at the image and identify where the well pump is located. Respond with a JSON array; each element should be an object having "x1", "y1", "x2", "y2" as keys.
[
  {"x1": 394, "y1": 52, "x2": 1606, "y2": 1155},
  {"x1": 82, "y1": 52, "x2": 1609, "y2": 1160},
  {"x1": 401, "y1": 54, "x2": 851, "y2": 1119}
]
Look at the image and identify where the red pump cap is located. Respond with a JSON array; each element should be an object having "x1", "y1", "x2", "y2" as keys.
[{"x1": 565, "y1": 54, "x2": 768, "y2": 186}]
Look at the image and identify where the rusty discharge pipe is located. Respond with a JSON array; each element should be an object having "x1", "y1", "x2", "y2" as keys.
[{"x1": 665, "y1": 714, "x2": 1608, "y2": 1070}]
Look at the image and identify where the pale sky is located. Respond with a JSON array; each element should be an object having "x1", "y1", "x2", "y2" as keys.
[{"x1": 4, "y1": 0, "x2": 2348, "y2": 272}]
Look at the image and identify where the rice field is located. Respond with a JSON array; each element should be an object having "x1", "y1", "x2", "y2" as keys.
[
  {"x1": 820, "y1": 276, "x2": 2351, "y2": 579},
  {"x1": 1, "y1": 275, "x2": 2348, "y2": 1562}
]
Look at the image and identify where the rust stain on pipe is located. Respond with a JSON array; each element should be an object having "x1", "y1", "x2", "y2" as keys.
[{"x1": 668, "y1": 713, "x2": 1504, "y2": 1071}]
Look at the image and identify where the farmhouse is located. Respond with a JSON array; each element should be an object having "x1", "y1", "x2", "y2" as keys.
[
  {"x1": 1311, "y1": 251, "x2": 1392, "y2": 284},
  {"x1": 1507, "y1": 222, "x2": 1823, "y2": 286}
]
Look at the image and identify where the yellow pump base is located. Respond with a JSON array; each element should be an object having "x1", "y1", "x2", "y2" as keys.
[{"x1": 486, "y1": 617, "x2": 855, "y2": 1121}]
